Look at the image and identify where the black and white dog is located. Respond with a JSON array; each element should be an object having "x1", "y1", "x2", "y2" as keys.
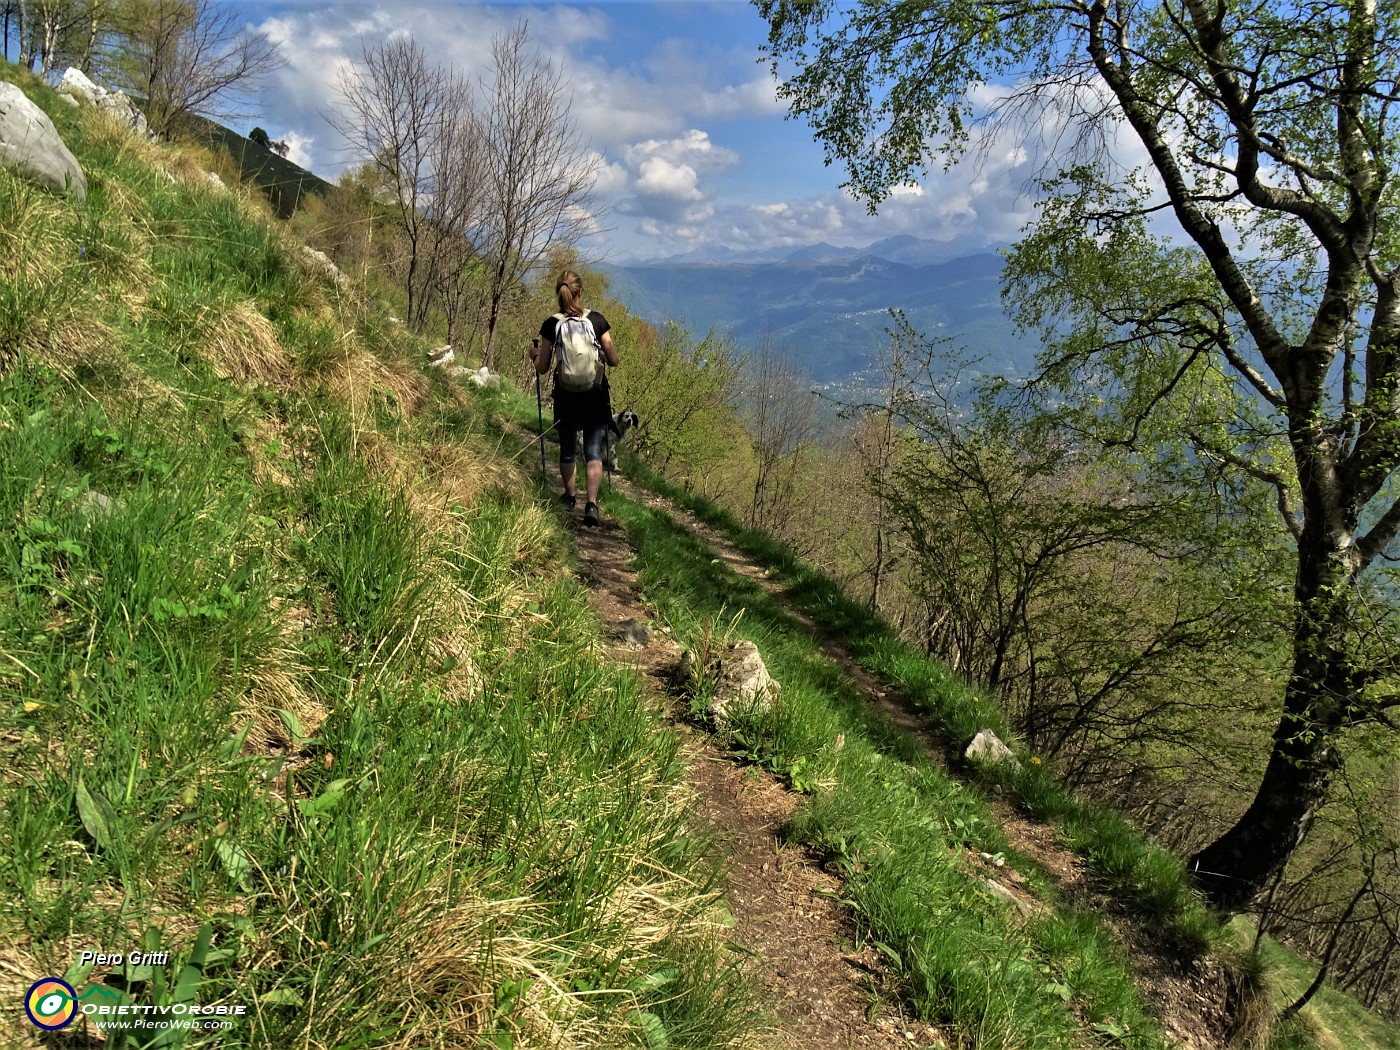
[{"x1": 603, "y1": 408, "x2": 640, "y2": 473}]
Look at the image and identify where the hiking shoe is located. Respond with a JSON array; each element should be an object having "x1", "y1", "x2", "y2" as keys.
[
  {"x1": 583, "y1": 501, "x2": 600, "y2": 527},
  {"x1": 561, "y1": 493, "x2": 577, "y2": 508}
]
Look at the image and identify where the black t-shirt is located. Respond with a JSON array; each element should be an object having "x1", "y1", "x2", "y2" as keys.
[
  {"x1": 539, "y1": 309, "x2": 612, "y2": 425},
  {"x1": 538, "y1": 309, "x2": 610, "y2": 347}
]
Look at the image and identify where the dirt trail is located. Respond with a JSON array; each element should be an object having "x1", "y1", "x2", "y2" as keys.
[
  {"x1": 568, "y1": 505, "x2": 941, "y2": 1049},
  {"x1": 569, "y1": 477, "x2": 1234, "y2": 1050}
]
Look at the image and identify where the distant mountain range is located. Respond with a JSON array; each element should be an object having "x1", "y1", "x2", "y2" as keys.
[{"x1": 600, "y1": 239, "x2": 1043, "y2": 386}]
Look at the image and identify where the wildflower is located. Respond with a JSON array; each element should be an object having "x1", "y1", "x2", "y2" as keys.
[{"x1": 1030, "y1": 756, "x2": 1041, "y2": 766}]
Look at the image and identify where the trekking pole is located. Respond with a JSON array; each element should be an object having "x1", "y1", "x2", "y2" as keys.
[{"x1": 533, "y1": 343, "x2": 547, "y2": 487}]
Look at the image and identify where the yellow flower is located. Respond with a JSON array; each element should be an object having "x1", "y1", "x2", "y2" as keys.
[{"x1": 1030, "y1": 756, "x2": 1041, "y2": 765}]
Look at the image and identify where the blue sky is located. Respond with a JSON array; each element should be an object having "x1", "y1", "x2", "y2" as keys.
[{"x1": 228, "y1": 1, "x2": 1046, "y2": 263}]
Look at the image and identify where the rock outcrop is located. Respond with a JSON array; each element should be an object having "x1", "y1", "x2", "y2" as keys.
[
  {"x1": 301, "y1": 246, "x2": 349, "y2": 287},
  {"x1": 55, "y1": 67, "x2": 148, "y2": 137},
  {"x1": 0, "y1": 82, "x2": 86, "y2": 200}
]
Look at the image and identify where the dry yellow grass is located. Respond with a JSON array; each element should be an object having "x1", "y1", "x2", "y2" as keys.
[
  {"x1": 319, "y1": 349, "x2": 431, "y2": 428},
  {"x1": 237, "y1": 664, "x2": 330, "y2": 759},
  {"x1": 204, "y1": 300, "x2": 294, "y2": 390}
]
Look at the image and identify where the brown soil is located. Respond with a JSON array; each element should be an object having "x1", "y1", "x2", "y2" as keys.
[{"x1": 567, "y1": 477, "x2": 1240, "y2": 1050}]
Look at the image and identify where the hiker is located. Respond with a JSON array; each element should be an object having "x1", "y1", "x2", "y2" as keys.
[{"x1": 533, "y1": 269, "x2": 618, "y2": 526}]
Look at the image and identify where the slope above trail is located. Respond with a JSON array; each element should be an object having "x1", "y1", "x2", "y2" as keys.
[{"x1": 566, "y1": 474, "x2": 1240, "y2": 1050}]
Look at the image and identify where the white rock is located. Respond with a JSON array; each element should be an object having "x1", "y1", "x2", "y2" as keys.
[
  {"x1": 56, "y1": 67, "x2": 104, "y2": 108},
  {"x1": 965, "y1": 729, "x2": 1020, "y2": 769},
  {"x1": 0, "y1": 82, "x2": 86, "y2": 200},
  {"x1": 300, "y1": 245, "x2": 349, "y2": 285},
  {"x1": 708, "y1": 640, "x2": 780, "y2": 725},
  {"x1": 467, "y1": 366, "x2": 500, "y2": 389},
  {"x1": 56, "y1": 67, "x2": 147, "y2": 136}
]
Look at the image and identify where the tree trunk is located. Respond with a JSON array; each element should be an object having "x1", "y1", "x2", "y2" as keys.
[
  {"x1": 82, "y1": 1, "x2": 101, "y2": 75},
  {"x1": 482, "y1": 255, "x2": 509, "y2": 371},
  {"x1": 1190, "y1": 522, "x2": 1357, "y2": 909},
  {"x1": 16, "y1": 0, "x2": 30, "y2": 69}
]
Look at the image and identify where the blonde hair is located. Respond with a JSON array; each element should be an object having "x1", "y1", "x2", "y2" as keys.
[{"x1": 556, "y1": 270, "x2": 584, "y2": 316}]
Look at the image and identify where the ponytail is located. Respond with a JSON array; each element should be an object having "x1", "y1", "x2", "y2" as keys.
[{"x1": 556, "y1": 270, "x2": 584, "y2": 316}]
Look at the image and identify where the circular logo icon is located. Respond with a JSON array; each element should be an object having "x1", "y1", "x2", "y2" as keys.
[{"x1": 25, "y1": 978, "x2": 77, "y2": 1030}]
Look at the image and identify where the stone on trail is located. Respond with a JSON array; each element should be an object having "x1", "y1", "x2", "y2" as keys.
[
  {"x1": 964, "y1": 728, "x2": 1020, "y2": 769},
  {"x1": 706, "y1": 640, "x2": 780, "y2": 726}
]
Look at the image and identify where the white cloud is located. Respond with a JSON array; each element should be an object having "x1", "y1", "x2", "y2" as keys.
[
  {"x1": 635, "y1": 156, "x2": 703, "y2": 202},
  {"x1": 279, "y1": 130, "x2": 315, "y2": 170},
  {"x1": 591, "y1": 156, "x2": 629, "y2": 196},
  {"x1": 624, "y1": 130, "x2": 738, "y2": 174},
  {"x1": 244, "y1": 6, "x2": 1061, "y2": 264},
  {"x1": 610, "y1": 129, "x2": 738, "y2": 224}
]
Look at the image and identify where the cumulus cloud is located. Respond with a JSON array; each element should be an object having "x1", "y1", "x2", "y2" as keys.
[
  {"x1": 278, "y1": 130, "x2": 315, "y2": 170},
  {"x1": 695, "y1": 74, "x2": 785, "y2": 120},
  {"x1": 635, "y1": 156, "x2": 703, "y2": 202},
  {"x1": 254, "y1": 4, "x2": 604, "y2": 174},
  {"x1": 610, "y1": 129, "x2": 738, "y2": 224},
  {"x1": 244, "y1": 5, "x2": 1071, "y2": 264},
  {"x1": 624, "y1": 129, "x2": 739, "y2": 174}
]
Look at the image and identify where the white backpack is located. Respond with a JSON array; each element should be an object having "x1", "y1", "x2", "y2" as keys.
[{"x1": 553, "y1": 310, "x2": 602, "y2": 392}]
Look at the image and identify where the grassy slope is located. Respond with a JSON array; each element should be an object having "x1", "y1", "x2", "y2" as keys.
[{"x1": 0, "y1": 68, "x2": 756, "y2": 1050}]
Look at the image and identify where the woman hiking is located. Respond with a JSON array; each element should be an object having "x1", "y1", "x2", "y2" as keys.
[{"x1": 532, "y1": 270, "x2": 618, "y2": 526}]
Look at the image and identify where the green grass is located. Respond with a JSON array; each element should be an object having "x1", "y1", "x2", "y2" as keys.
[
  {"x1": 625, "y1": 459, "x2": 1222, "y2": 947},
  {"x1": 1224, "y1": 920, "x2": 1400, "y2": 1050},
  {"x1": 614, "y1": 456, "x2": 1400, "y2": 1050},
  {"x1": 0, "y1": 64, "x2": 763, "y2": 1050}
]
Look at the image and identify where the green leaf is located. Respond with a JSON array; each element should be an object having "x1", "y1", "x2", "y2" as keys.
[
  {"x1": 873, "y1": 941, "x2": 902, "y2": 966},
  {"x1": 626, "y1": 1009, "x2": 670, "y2": 1050},
  {"x1": 259, "y1": 987, "x2": 305, "y2": 1007},
  {"x1": 75, "y1": 777, "x2": 114, "y2": 852},
  {"x1": 63, "y1": 959, "x2": 97, "y2": 987},
  {"x1": 214, "y1": 838, "x2": 255, "y2": 892},
  {"x1": 625, "y1": 968, "x2": 678, "y2": 994},
  {"x1": 277, "y1": 708, "x2": 306, "y2": 744},
  {"x1": 169, "y1": 923, "x2": 213, "y2": 1005},
  {"x1": 222, "y1": 720, "x2": 254, "y2": 760},
  {"x1": 357, "y1": 933, "x2": 389, "y2": 954},
  {"x1": 712, "y1": 899, "x2": 737, "y2": 928},
  {"x1": 298, "y1": 782, "x2": 348, "y2": 820}
]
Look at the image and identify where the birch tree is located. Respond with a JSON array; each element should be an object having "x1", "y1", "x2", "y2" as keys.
[
  {"x1": 108, "y1": 0, "x2": 281, "y2": 138},
  {"x1": 759, "y1": 0, "x2": 1400, "y2": 911},
  {"x1": 475, "y1": 22, "x2": 596, "y2": 370}
]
